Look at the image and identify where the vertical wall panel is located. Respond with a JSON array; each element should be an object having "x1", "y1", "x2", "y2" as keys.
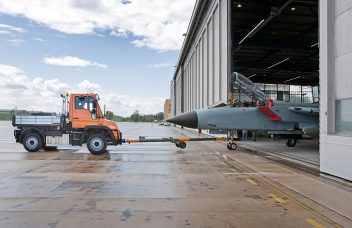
[
  {"x1": 203, "y1": 29, "x2": 208, "y2": 107},
  {"x1": 213, "y1": 6, "x2": 220, "y2": 103},
  {"x1": 320, "y1": 0, "x2": 352, "y2": 181},
  {"x1": 170, "y1": 80, "x2": 175, "y2": 117},
  {"x1": 187, "y1": 65, "x2": 190, "y2": 111},
  {"x1": 190, "y1": 60, "x2": 192, "y2": 110},
  {"x1": 208, "y1": 19, "x2": 214, "y2": 104},
  {"x1": 175, "y1": 70, "x2": 182, "y2": 115},
  {"x1": 188, "y1": 65, "x2": 191, "y2": 111},
  {"x1": 188, "y1": 66, "x2": 190, "y2": 111},
  {"x1": 197, "y1": 43, "x2": 201, "y2": 108},
  {"x1": 200, "y1": 37, "x2": 204, "y2": 108},
  {"x1": 194, "y1": 45, "x2": 200, "y2": 109},
  {"x1": 220, "y1": 0, "x2": 228, "y2": 101},
  {"x1": 192, "y1": 54, "x2": 196, "y2": 110}
]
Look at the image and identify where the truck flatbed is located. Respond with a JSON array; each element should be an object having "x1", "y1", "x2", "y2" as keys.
[{"x1": 13, "y1": 115, "x2": 61, "y2": 126}]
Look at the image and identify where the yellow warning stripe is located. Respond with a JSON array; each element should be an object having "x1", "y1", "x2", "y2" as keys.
[
  {"x1": 246, "y1": 178, "x2": 258, "y2": 186},
  {"x1": 216, "y1": 137, "x2": 227, "y2": 141},
  {"x1": 306, "y1": 218, "x2": 325, "y2": 228},
  {"x1": 268, "y1": 193, "x2": 287, "y2": 204}
]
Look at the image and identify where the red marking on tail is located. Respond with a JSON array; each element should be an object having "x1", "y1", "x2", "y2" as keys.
[{"x1": 258, "y1": 106, "x2": 281, "y2": 122}]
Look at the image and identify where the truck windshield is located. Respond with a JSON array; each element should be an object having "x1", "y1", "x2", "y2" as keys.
[
  {"x1": 88, "y1": 96, "x2": 98, "y2": 119},
  {"x1": 88, "y1": 96, "x2": 96, "y2": 112}
]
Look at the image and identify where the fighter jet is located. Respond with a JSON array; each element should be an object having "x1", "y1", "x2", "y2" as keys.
[{"x1": 167, "y1": 72, "x2": 319, "y2": 150}]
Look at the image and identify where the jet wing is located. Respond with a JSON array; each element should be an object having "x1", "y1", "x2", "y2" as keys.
[{"x1": 288, "y1": 106, "x2": 319, "y2": 115}]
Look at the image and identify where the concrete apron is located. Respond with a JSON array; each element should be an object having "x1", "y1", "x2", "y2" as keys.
[
  {"x1": 176, "y1": 126, "x2": 352, "y2": 227},
  {"x1": 0, "y1": 122, "x2": 351, "y2": 227}
]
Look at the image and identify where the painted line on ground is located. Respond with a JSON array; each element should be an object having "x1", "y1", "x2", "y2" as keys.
[
  {"x1": 246, "y1": 178, "x2": 258, "y2": 186},
  {"x1": 306, "y1": 218, "x2": 325, "y2": 228},
  {"x1": 222, "y1": 173, "x2": 259, "y2": 175},
  {"x1": 268, "y1": 193, "x2": 287, "y2": 204}
]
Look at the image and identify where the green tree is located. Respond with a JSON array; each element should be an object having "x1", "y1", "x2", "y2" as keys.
[
  {"x1": 106, "y1": 111, "x2": 114, "y2": 120},
  {"x1": 144, "y1": 115, "x2": 155, "y2": 122},
  {"x1": 154, "y1": 112, "x2": 164, "y2": 121},
  {"x1": 131, "y1": 110, "x2": 140, "y2": 122}
]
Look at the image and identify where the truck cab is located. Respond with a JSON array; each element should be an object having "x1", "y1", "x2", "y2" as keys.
[{"x1": 13, "y1": 93, "x2": 122, "y2": 154}]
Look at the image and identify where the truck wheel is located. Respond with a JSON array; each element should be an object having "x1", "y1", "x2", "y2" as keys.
[
  {"x1": 178, "y1": 141, "x2": 187, "y2": 149},
  {"x1": 286, "y1": 139, "x2": 297, "y2": 147},
  {"x1": 87, "y1": 134, "x2": 107, "y2": 155},
  {"x1": 23, "y1": 133, "x2": 43, "y2": 152}
]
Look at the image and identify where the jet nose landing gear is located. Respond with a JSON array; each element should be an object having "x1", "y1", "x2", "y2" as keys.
[{"x1": 227, "y1": 141, "x2": 238, "y2": 150}]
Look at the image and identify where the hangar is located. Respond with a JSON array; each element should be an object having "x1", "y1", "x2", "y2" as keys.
[{"x1": 170, "y1": 0, "x2": 352, "y2": 181}]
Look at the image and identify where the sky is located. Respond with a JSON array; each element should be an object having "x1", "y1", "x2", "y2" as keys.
[{"x1": 0, "y1": 0, "x2": 196, "y2": 116}]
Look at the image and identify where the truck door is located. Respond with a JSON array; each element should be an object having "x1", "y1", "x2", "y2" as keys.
[{"x1": 71, "y1": 95, "x2": 98, "y2": 129}]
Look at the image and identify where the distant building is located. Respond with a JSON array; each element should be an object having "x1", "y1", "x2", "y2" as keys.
[{"x1": 164, "y1": 99, "x2": 171, "y2": 121}]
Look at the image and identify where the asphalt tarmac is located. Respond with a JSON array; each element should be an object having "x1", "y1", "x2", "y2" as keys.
[{"x1": 0, "y1": 121, "x2": 351, "y2": 227}]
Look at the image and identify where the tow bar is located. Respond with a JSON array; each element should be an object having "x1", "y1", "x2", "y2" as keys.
[{"x1": 124, "y1": 136, "x2": 227, "y2": 149}]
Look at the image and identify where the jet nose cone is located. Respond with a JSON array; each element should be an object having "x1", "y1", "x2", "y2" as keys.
[{"x1": 167, "y1": 111, "x2": 198, "y2": 128}]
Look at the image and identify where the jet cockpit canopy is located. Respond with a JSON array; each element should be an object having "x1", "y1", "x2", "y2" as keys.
[{"x1": 230, "y1": 72, "x2": 268, "y2": 102}]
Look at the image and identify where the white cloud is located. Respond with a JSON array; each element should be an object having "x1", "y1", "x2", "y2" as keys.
[
  {"x1": 0, "y1": 0, "x2": 196, "y2": 51},
  {"x1": 0, "y1": 23, "x2": 26, "y2": 33},
  {"x1": 43, "y1": 56, "x2": 108, "y2": 69},
  {"x1": 0, "y1": 64, "x2": 164, "y2": 116},
  {"x1": 0, "y1": 64, "x2": 71, "y2": 112},
  {"x1": 0, "y1": 30, "x2": 11, "y2": 35},
  {"x1": 7, "y1": 39, "x2": 25, "y2": 46},
  {"x1": 110, "y1": 29, "x2": 127, "y2": 38},
  {"x1": 78, "y1": 80, "x2": 101, "y2": 92},
  {"x1": 34, "y1": 37, "x2": 46, "y2": 42},
  {"x1": 149, "y1": 63, "x2": 172, "y2": 69}
]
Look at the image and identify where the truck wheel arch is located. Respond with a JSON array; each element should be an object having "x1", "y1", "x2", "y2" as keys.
[
  {"x1": 81, "y1": 126, "x2": 117, "y2": 145},
  {"x1": 19, "y1": 128, "x2": 45, "y2": 145}
]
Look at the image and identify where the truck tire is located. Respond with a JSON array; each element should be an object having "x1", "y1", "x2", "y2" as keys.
[
  {"x1": 178, "y1": 141, "x2": 187, "y2": 149},
  {"x1": 23, "y1": 133, "x2": 43, "y2": 152},
  {"x1": 286, "y1": 139, "x2": 297, "y2": 147},
  {"x1": 87, "y1": 134, "x2": 107, "y2": 155}
]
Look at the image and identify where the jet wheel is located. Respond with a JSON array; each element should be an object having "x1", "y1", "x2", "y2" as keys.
[{"x1": 227, "y1": 142, "x2": 237, "y2": 151}]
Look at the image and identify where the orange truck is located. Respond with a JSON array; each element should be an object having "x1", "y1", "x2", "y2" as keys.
[
  {"x1": 12, "y1": 93, "x2": 225, "y2": 154},
  {"x1": 13, "y1": 93, "x2": 123, "y2": 154}
]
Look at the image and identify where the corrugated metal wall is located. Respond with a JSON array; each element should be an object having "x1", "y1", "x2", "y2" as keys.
[
  {"x1": 175, "y1": 70, "x2": 182, "y2": 115},
  {"x1": 170, "y1": 80, "x2": 175, "y2": 117},
  {"x1": 172, "y1": 0, "x2": 229, "y2": 116}
]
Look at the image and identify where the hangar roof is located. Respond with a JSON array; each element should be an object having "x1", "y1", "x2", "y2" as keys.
[
  {"x1": 232, "y1": 0, "x2": 319, "y2": 85},
  {"x1": 173, "y1": 0, "x2": 318, "y2": 86}
]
